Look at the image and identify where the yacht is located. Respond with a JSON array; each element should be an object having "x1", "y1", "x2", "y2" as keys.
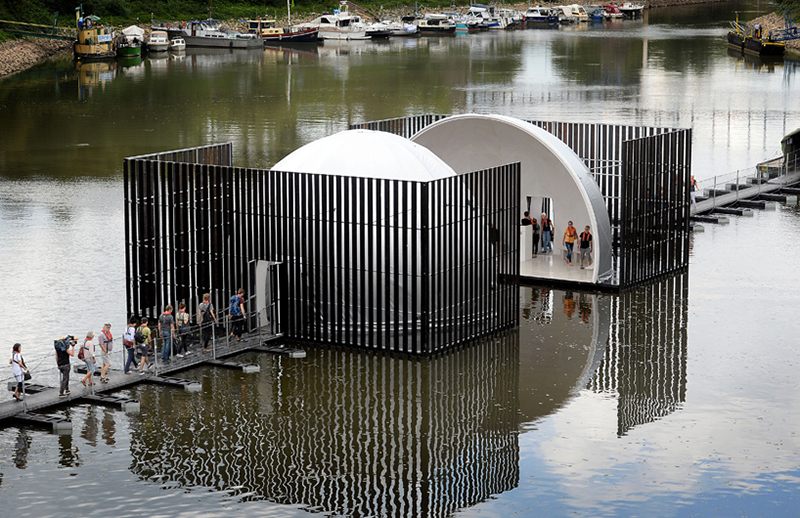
[{"x1": 297, "y1": 2, "x2": 370, "y2": 40}]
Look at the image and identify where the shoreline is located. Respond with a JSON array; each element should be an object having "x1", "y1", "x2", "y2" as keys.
[
  {"x1": 1, "y1": 6, "x2": 795, "y2": 78},
  {"x1": 0, "y1": 37, "x2": 71, "y2": 78}
]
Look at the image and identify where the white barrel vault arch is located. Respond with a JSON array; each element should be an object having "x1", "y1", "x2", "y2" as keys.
[{"x1": 411, "y1": 114, "x2": 613, "y2": 284}]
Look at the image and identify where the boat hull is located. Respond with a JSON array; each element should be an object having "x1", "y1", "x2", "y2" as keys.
[
  {"x1": 727, "y1": 30, "x2": 745, "y2": 51},
  {"x1": 743, "y1": 36, "x2": 785, "y2": 56},
  {"x1": 318, "y1": 28, "x2": 369, "y2": 40},
  {"x1": 418, "y1": 26, "x2": 457, "y2": 36},
  {"x1": 165, "y1": 29, "x2": 264, "y2": 48},
  {"x1": 263, "y1": 28, "x2": 319, "y2": 43},
  {"x1": 117, "y1": 45, "x2": 141, "y2": 58},
  {"x1": 74, "y1": 42, "x2": 115, "y2": 61}
]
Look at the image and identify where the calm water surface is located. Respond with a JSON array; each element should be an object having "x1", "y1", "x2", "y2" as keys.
[{"x1": 1, "y1": 1, "x2": 800, "y2": 516}]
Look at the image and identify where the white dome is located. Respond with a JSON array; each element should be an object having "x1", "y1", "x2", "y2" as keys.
[{"x1": 271, "y1": 129, "x2": 456, "y2": 182}]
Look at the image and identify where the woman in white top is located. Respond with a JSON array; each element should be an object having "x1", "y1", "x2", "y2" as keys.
[
  {"x1": 80, "y1": 331, "x2": 96, "y2": 387},
  {"x1": 9, "y1": 343, "x2": 29, "y2": 401}
]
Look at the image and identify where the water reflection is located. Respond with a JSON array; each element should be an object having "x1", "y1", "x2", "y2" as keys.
[
  {"x1": 588, "y1": 273, "x2": 689, "y2": 436},
  {"x1": 14, "y1": 429, "x2": 31, "y2": 469},
  {"x1": 727, "y1": 47, "x2": 785, "y2": 73},
  {"x1": 76, "y1": 60, "x2": 116, "y2": 100},
  {"x1": 129, "y1": 339, "x2": 520, "y2": 516},
  {"x1": 58, "y1": 431, "x2": 80, "y2": 468}
]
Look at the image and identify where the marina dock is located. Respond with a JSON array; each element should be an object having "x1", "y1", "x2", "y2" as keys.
[{"x1": 0, "y1": 332, "x2": 297, "y2": 429}]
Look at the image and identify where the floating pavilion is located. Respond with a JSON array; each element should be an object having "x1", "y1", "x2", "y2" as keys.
[{"x1": 124, "y1": 113, "x2": 692, "y2": 355}]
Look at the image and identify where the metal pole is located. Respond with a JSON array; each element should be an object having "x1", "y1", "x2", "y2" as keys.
[
  {"x1": 154, "y1": 336, "x2": 159, "y2": 376},
  {"x1": 212, "y1": 323, "x2": 216, "y2": 360},
  {"x1": 21, "y1": 374, "x2": 27, "y2": 412},
  {"x1": 736, "y1": 170, "x2": 740, "y2": 203},
  {"x1": 713, "y1": 175, "x2": 717, "y2": 210}
]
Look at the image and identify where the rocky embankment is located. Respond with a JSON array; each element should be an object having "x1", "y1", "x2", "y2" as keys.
[
  {"x1": 747, "y1": 13, "x2": 800, "y2": 53},
  {"x1": 0, "y1": 37, "x2": 71, "y2": 77}
]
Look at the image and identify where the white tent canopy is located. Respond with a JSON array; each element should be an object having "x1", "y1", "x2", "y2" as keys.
[
  {"x1": 121, "y1": 25, "x2": 145, "y2": 42},
  {"x1": 272, "y1": 129, "x2": 456, "y2": 181},
  {"x1": 411, "y1": 114, "x2": 613, "y2": 284}
]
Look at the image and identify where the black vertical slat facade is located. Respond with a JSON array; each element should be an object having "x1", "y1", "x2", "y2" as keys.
[
  {"x1": 124, "y1": 145, "x2": 519, "y2": 356},
  {"x1": 350, "y1": 115, "x2": 691, "y2": 290}
]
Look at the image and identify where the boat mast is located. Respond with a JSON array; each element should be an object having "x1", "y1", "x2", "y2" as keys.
[{"x1": 287, "y1": 0, "x2": 291, "y2": 26}]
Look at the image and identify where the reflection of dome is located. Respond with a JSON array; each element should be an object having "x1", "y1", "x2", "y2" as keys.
[{"x1": 272, "y1": 129, "x2": 456, "y2": 181}]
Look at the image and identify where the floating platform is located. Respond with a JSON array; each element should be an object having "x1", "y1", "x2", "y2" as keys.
[
  {"x1": 11, "y1": 412, "x2": 72, "y2": 432},
  {"x1": 206, "y1": 359, "x2": 260, "y2": 373},
  {"x1": 81, "y1": 393, "x2": 140, "y2": 412},
  {"x1": 146, "y1": 376, "x2": 202, "y2": 392},
  {"x1": 7, "y1": 382, "x2": 56, "y2": 394},
  {"x1": 253, "y1": 344, "x2": 307, "y2": 359},
  {"x1": 691, "y1": 215, "x2": 730, "y2": 225},
  {"x1": 712, "y1": 207, "x2": 754, "y2": 217}
]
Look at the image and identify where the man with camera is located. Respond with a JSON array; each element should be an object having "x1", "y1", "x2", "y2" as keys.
[{"x1": 55, "y1": 336, "x2": 76, "y2": 398}]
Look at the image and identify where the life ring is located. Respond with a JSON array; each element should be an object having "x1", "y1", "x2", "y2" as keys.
[
  {"x1": 166, "y1": 23, "x2": 171, "y2": 29},
  {"x1": 182, "y1": 22, "x2": 187, "y2": 29}
]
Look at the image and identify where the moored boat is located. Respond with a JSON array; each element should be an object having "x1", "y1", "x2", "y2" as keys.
[
  {"x1": 525, "y1": 7, "x2": 559, "y2": 27},
  {"x1": 618, "y1": 2, "x2": 644, "y2": 19},
  {"x1": 163, "y1": 20, "x2": 263, "y2": 48},
  {"x1": 118, "y1": 26, "x2": 144, "y2": 58},
  {"x1": 418, "y1": 13, "x2": 457, "y2": 36},
  {"x1": 249, "y1": 0, "x2": 322, "y2": 44},
  {"x1": 169, "y1": 37, "x2": 186, "y2": 51},
  {"x1": 602, "y1": 4, "x2": 624, "y2": 19},
  {"x1": 73, "y1": 8, "x2": 115, "y2": 61},
  {"x1": 148, "y1": 30, "x2": 169, "y2": 52},
  {"x1": 728, "y1": 19, "x2": 785, "y2": 57},
  {"x1": 296, "y1": 2, "x2": 370, "y2": 40}
]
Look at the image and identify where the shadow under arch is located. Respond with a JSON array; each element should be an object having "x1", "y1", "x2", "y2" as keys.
[{"x1": 410, "y1": 113, "x2": 614, "y2": 286}]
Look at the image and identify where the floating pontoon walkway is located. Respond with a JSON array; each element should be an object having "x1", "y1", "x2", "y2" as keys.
[
  {"x1": 0, "y1": 332, "x2": 295, "y2": 427},
  {"x1": 692, "y1": 162, "x2": 800, "y2": 217}
]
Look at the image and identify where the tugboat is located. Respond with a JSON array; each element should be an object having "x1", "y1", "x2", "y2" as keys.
[{"x1": 73, "y1": 5, "x2": 115, "y2": 61}]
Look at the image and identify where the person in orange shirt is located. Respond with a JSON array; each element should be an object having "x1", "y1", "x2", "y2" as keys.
[{"x1": 563, "y1": 221, "x2": 577, "y2": 266}]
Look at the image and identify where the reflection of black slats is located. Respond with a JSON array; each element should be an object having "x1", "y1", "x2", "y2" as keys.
[
  {"x1": 589, "y1": 273, "x2": 688, "y2": 436},
  {"x1": 127, "y1": 332, "x2": 520, "y2": 516}
]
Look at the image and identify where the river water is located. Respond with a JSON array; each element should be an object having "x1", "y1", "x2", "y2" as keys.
[{"x1": 1, "y1": 1, "x2": 800, "y2": 516}]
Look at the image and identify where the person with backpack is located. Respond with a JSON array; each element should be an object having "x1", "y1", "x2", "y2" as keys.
[
  {"x1": 175, "y1": 302, "x2": 191, "y2": 357},
  {"x1": 197, "y1": 293, "x2": 218, "y2": 352},
  {"x1": 123, "y1": 317, "x2": 139, "y2": 374},
  {"x1": 229, "y1": 288, "x2": 246, "y2": 341},
  {"x1": 54, "y1": 336, "x2": 75, "y2": 397},
  {"x1": 579, "y1": 225, "x2": 593, "y2": 269},
  {"x1": 158, "y1": 305, "x2": 176, "y2": 362},
  {"x1": 79, "y1": 331, "x2": 96, "y2": 387},
  {"x1": 137, "y1": 317, "x2": 152, "y2": 374}
]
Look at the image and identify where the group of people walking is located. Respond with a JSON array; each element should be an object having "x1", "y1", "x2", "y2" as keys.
[
  {"x1": 522, "y1": 212, "x2": 594, "y2": 269},
  {"x1": 8, "y1": 290, "x2": 247, "y2": 402}
]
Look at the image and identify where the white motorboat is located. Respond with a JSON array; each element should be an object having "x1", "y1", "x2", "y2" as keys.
[
  {"x1": 169, "y1": 37, "x2": 186, "y2": 51},
  {"x1": 417, "y1": 13, "x2": 457, "y2": 35},
  {"x1": 619, "y1": 2, "x2": 644, "y2": 18},
  {"x1": 148, "y1": 30, "x2": 169, "y2": 52},
  {"x1": 367, "y1": 19, "x2": 418, "y2": 37},
  {"x1": 297, "y1": 2, "x2": 369, "y2": 40}
]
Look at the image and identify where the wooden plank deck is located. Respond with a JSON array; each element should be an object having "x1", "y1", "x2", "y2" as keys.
[{"x1": 0, "y1": 332, "x2": 283, "y2": 425}]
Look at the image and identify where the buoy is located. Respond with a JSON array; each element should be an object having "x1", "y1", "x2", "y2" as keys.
[
  {"x1": 182, "y1": 22, "x2": 187, "y2": 29},
  {"x1": 166, "y1": 23, "x2": 171, "y2": 29}
]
